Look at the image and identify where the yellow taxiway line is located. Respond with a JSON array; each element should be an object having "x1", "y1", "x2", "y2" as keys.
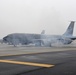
[{"x1": 0, "y1": 60, "x2": 54, "y2": 68}]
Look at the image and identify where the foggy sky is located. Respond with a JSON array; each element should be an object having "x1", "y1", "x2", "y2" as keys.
[{"x1": 0, "y1": 0, "x2": 76, "y2": 38}]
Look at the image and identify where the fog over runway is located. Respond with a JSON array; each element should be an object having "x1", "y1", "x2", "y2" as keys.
[
  {"x1": 0, "y1": 41, "x2": 76, "y2": 56},
  {"x1": 0, "y1": 0, "x2": 76, "y2": 74}
]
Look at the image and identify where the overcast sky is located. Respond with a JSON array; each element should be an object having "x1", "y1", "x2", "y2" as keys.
[{"x1": 0, "y1": 0, "x2": 76, "y2": 38}]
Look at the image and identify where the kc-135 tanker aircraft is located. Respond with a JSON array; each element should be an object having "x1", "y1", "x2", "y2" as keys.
[{"x1": 3, "y1": 21, "x2": 76, "y2": 47}]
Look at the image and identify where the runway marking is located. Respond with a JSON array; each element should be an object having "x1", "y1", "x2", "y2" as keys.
[{"x1": 0, "y1": 60, "x2": 54, "y2": 68}]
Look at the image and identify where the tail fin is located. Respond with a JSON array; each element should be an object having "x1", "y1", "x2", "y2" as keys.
[
  {"x1": 41, "y1": 30, "x2": 45, "y2": 34},
  {"x1": 63, "y1": 21, "x2": 75, "y2": 36}
]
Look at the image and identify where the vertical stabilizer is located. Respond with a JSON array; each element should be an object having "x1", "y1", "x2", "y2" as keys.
[
  {"x1": 63, "y1": 21, "x2": 75, "y2": 36},
  {"x1": 41, "y1": 30, "x2": 45, "y2": 34}
]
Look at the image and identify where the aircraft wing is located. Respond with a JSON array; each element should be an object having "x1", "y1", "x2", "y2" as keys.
[
  {"x1": 32, "y1": 39, "x2": 51, "y2": 47},
  {"x1": 32, "y1": 39, "x2": 43, "y2": 46}
]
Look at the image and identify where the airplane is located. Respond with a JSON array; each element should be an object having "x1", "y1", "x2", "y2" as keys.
[{"x1": 3, "y1": 21, "x2": 76, "y2": 47}]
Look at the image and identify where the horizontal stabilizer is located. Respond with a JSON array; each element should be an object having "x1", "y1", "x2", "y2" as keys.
[{"x1": 70, "y1": 37, "x2": 76, "y2": 40}]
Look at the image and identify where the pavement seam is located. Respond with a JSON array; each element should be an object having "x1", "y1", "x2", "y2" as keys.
[{"x1": 0, "y1": 51, "x2": 52, "y2": 57}]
